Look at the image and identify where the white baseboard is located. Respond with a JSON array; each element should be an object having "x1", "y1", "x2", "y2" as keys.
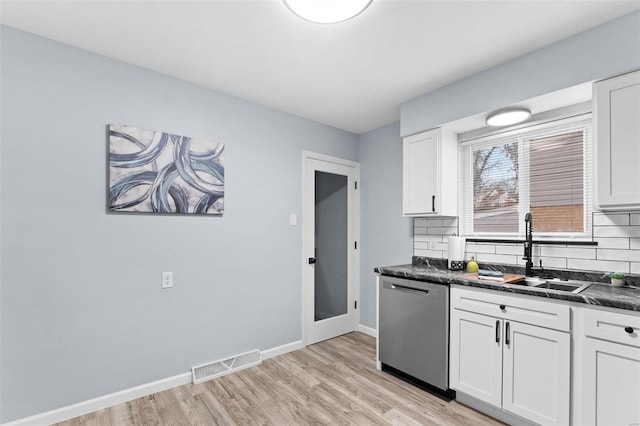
[
  {"x1": 2, "y1": 372, "x2": 192, "y2": 426},
  {"x1": 3, "y1": 339, "x2": 305, "y2": 426},
  {"x1": 357, "y1": 324, "x2": 377, "y2": 338},
  {"x1": 261, "y1": 340, "x2": 304, "y2": 360}
]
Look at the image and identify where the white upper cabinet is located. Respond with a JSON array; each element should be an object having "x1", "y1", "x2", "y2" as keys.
[
  {"x1": 403, "y1": 127, "x2": 458, "y2": 216},
  {"x1": 593, "y1": 69, "x2": 640, "y2": 210}
]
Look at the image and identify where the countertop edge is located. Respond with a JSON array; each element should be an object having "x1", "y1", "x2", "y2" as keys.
[{"x1": 376, "y1": 265, "x2": 640, "y2": 312}]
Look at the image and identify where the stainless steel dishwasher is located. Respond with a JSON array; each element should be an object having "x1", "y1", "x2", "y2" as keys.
[{"x1": 379, "y1": 276, "x2": 452, "y2": 397}]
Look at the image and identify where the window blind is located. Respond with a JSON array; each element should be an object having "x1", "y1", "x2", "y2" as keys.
[{"x1": 459, "y1": 114, "x2": 592, "y2": 239}]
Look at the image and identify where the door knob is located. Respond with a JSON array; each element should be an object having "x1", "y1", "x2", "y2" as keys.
[{"x1": 308, "y1": 258, "x2": 317, "y2": 264}]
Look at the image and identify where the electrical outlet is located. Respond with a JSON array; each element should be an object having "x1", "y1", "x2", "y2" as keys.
[{"x1": 161, "y1": 272, "x2": 173, "y2": 289}]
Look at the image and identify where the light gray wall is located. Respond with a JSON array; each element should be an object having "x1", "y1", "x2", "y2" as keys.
[
  {"x1": 401, "y1": 10, "x2": 640, "y2": 136},
  {"x1": 0, "y1": 26, "x2": 358, "y2": 422},
  {"x1": 358, "y1": 122, "x2": 413, "y2": 329}
]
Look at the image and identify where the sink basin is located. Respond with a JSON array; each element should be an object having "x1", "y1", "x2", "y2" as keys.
[
  {"x1": 531, "y1": 279, "x2": 591, "y2": 294},
  {"x1": 524, "y1": 277, "x2": 546, "y2": 286}
]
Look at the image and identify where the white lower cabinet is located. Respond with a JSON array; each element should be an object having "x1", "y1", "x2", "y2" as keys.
[
  {"x1": 502, "y1": 321, "x2": 570, "y2": 425},
  {"x1": 450, "y1": 286, "x2": 570, "y2": 426},
  {"x1": 575, "y1": 307, "x2": 640, "y2": 426},
  {"x1": 450, "y1": 309, "x2": 503, "y2": 406}
]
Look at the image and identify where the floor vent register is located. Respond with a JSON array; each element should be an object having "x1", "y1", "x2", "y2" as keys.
[{"x1": 191, "y1": 349, "x2": 262, "y2": 384}]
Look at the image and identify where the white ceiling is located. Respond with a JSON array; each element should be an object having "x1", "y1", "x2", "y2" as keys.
[{"x1": 1, "y1": 0, "x2": 639, "y2": 134}]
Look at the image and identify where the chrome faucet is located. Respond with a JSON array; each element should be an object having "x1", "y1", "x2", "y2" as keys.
[{"x1": 524, "y1": 213, "x2": 534, "y2": 276}]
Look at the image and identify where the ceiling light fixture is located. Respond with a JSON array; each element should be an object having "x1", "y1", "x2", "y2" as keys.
[
  {"x1": 485, "y1": 107, "x2": 532, "y2": 127},
  {"x1": 283, "y1": 0, "x2": 372, "y2": 24}
]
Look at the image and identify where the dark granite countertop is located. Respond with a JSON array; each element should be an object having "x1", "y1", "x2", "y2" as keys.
[{"x1": 375, "y1": 258, "x2": 640, "y2": 312}]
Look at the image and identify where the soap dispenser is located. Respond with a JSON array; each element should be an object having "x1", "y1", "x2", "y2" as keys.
[{"x1": 466, "y1": 256, "x2": 479, "y2": 273}]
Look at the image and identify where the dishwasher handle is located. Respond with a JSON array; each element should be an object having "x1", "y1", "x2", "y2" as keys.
[{"x1": 383, "y1": 282, "x2": 430, "y2": 296}]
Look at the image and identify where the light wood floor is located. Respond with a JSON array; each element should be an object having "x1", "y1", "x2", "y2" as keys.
[{"x1": 56, "y1": 332, "x2": 503, "y2": 425}]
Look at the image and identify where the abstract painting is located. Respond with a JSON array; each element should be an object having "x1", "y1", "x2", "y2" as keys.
[{"x1": 108, "y1": 124, "x2": 224, "y2": 215}]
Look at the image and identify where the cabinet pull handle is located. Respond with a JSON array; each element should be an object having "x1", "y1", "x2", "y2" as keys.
[
  {"x1": 432, "y1": 195, "x2": 436, "y2": 212},
  {"x1": 505, "y1": 321, "x2": 510, "y2": 345},
  {"x1": 390, "y1": 284, "x2": 430, "y2": 296},
  {"x1": 625, "y1": 326, "x2": 634, "y2": 334},
  {"x1": 495, "y1": 320, "x2": 500, "y2": 343},
  {"x1": 499, "y1": 305, "x2": 506, "y2": 311}
]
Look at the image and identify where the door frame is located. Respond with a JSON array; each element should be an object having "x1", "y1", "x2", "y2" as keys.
[{"x1": 301, "y1": 150, "x2": 360, "y2": 347}]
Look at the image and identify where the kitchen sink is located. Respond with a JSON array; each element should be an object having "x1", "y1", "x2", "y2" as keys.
[{"x1": 531, "y1": 279, "x2": 592, "y2": 294}]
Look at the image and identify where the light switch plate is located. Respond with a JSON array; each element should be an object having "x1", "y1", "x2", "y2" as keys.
[{"x1": 161, "y1": 272, "x2": 173, "y2": 289}]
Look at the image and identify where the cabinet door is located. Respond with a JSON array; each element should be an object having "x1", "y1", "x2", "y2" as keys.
[
  {"x1": 594, "y1": 70, "x2": 640, "y2": 209},
  {"x1": 403, "y1": 129, "x2": 439, "y2": 215},
  {"x1": 502, "y1": 321, "x2": 570, "y2": 426},
  {"x1": 581, "y1": 337, "x2": 640, "y2": 426},
  {"x1": 450, "y1": 309, "x2": 502, "y2": 407}
]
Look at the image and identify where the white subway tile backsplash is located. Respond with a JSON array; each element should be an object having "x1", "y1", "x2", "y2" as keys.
[
  {"x1": 435, "y1": 242, "x2": 449, "y2": 251},
  {"x1": 414, "y1": 248, "x2": 427, "y2": 257},
  {"x1": 476, "y1": 253, "x2": 518, "y2": 264},
  {"x1": 594, "y1": 238, "x2": 630, "y2": 249},
  {"x1": 465, "y1": 243, "x2": 496, "y2": 254},
  {"x1": 414, "y1": 226, "x2": 427, "y2": 235},
  {"x1": 431, "y1": 235, "x2": 445, "y2": 244},
  {"x1": 516, "y1": 256, "x2": 567, "y2": 270},
  {"x1": 593, "y1": 226, "x2": 640, "y2": 238},
  {"x1": 429, "y1": 250, "x2": 445, "y2": 259},
  {"x1": 414, "y1": 218, "x2": 429, "y2": 228},
  {"x1": 464, "y1": 243, "x2": 477, "y2": 252},
  {"x1": 538, "y1": 257, "x2": 568, "y2": 269},
  {"x1": 427, "y1": 227, "x2": 458, "y2": 235},
  {"x1": 540, "y1": 246, "x2": 597, "y2": 259},
  {"x1": 414, "y1": 241, "x2": 429, "y2": 250},
  {"x1": 441, "y1": 217, "x2": 459, "y2": 227},
  {"x1": 597, "y1": 249, "x2": 640, "y2": 262},
  {"x1": 494, "y1": 244, "x2": 524, "y2": 255},
  {"x1": 414, "y1": 248, "x2": 444, "y2": 258},
  {"x1": 414, "y1": 234, "x2": 443, "y2": 244},
  {"x1": 414, "y1": 211, "x2": 639, "y2": 276},
  {"x1": 567, "y1": 258, "x2": 630, "y2": 273},
  {"x1": 423, "y1": 218, "x2": 444, "y2": 227},
  {"x1": 532, "y1": 245, "x2": 542, "y2": 258},
  {"x1": 593, "y1": 213, "x2": 630, "y2": 226}
]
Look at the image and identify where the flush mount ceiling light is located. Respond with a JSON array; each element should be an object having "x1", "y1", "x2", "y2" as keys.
[
  {"x1": 283, "y1": 0, "x2": 373, "y2": 24},
  {"x1": 485, "y1": 108, "x2": 532, "y2": 127}
]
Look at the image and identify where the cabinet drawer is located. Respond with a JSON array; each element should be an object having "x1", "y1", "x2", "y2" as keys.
[
  {"x1": 583, "y1": 308, "x2": 640, "y2": 348},
  {"x1": 451, "y1": 286, "x2": 570, "y2": 332}
]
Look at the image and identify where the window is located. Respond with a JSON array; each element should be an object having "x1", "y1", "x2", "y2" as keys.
[{"x1": 459, "y1": 114, "x2": 592, "y2": 239}]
